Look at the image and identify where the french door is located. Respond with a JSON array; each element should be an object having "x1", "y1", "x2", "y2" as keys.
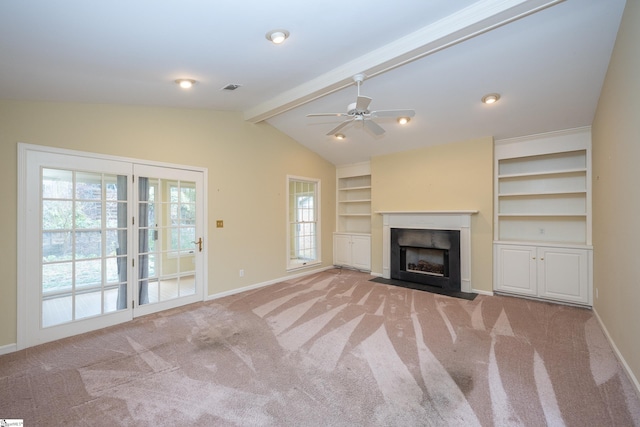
[
  {"x1": 19, "y1": 145, "x2": 206, "y2": 349},
  {"x1": 132, "y1": 164, "x2": 204, "y2": 317}
]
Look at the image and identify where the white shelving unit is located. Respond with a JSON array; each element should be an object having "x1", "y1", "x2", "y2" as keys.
[
  {"x1": 334, "y1": 162, "x2": 371, "y2": 271},
  {"x1": 493, "y1": 127, "x2": 593, "y2": 306}
]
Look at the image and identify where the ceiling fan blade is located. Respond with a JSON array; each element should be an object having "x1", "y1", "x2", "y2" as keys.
[
  {"x1": 364, "y1": 119, "x2": 385, "y2": 136},
  {"x1": 307, "y1": 112, "x2": 349, "y2": 117},
  {"x1": 356, "y1": 96, "x2": 372, "y2": 111},
  {"x1": 326, "y1": 120, "x2": 353, "y2": 136},
  {"x1": 370, "y1": 109, "x2": 416, "y2": 118}
]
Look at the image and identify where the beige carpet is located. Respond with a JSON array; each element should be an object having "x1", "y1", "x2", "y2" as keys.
[{"x1": 1, "y1": 268, "x2": 639, "y2": 426}]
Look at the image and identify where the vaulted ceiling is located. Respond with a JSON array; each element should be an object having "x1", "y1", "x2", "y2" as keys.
[{"x1": 0, "y1": 0, "x2": 626, "y2": 165}]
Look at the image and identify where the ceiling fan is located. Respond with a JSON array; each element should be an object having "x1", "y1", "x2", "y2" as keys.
[{"x1": 306, "y1": 74, "x2": 415, "y2": 137}]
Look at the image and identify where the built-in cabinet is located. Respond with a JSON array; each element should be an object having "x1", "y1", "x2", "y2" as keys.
[
  {"x1": 334, "y1": 233, "x2": 371, "y2": 271},
  {"x1": 334, "y1": 162, "x2": 371, "y2": 271},
  {"x1": 495, "y1": 244, "x2": 590, "y2": 305},
  {"x1": 493, "y1": 127, "x2": 593, "y2": 306}
]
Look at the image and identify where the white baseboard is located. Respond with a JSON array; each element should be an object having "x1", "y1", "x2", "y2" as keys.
[
  {"x1": 206, "y1": 265, "x2": 334, "y2": 301},
  {"x1": 593, "y1": 308, "x2": 640, "y2": 399},
  {"x1": 0, "y1": 343, "x2": 17, "y2": 356},
  {"x1": 473, "y1": 289, "x2": 494, "y2": 296}
]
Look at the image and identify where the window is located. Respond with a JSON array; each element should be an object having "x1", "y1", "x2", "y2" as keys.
[{"x1": 287, "y1": 176, "x2": 320, "y2": 270}]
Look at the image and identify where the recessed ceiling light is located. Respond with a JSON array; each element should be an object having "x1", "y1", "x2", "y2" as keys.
[
  {"x1": 482, "y1": 93, "x2": 500, "y2": 104},
  {"x1": 175, "y1": 79, "x2": 196, "y2": 89},
  {"x1": 397, "y1": 117, "x2": 411, "y2": 125},
  {"x1": 266, "y1": 29, "x2": 290, "y2": 44},
  {"x1": 335, "y1": 133, "x2": 345, "y2": 140}
]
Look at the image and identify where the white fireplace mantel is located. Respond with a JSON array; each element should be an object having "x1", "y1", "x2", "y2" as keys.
[{"x1": 377, "y1": 210, "x2": 478, "y2": 293}]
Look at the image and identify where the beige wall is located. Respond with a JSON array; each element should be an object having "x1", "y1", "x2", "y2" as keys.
[
  {"x1": 370, "y1": 137, "x2": 494, "y2": 293},
  {"x1": 0, "y1": 100, "x2": 336, "y2": 347},
  {"x1": 592, "y1": 1, "x2": 640, "y2": 385}
]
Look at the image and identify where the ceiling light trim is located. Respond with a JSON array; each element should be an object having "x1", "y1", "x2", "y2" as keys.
[
  {"x1": 482, "y1": 93, "x2": 501, "y2": 104},
  {"x1": 244, "y1": 0, "x2": 565, "y2": 123},
  {"x1": 266, "y1": 29, "x2": 290, "y2": 44}
]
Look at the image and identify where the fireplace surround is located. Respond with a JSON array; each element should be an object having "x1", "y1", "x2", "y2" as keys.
[
  {"x1": 379, "y1": 211, "x2": 477, "y2": 293},
  {"x1": 391, "y1": 228, "x2": 461, "y2": 291}
]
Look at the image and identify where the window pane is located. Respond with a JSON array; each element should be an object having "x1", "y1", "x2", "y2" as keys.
[
  {"x1": 106, "y1": 257, "x2": 121, "y2": 283},
  {"x1": 76, "y1": 259, "x2": 102, "y2": 288},
  {"x1": 43, "y1": 200, "x2": 73, "y2": 230},
  {"x1": 76, "y1": 172, "x2": 102, "y2": 200},
  {"x1": 181, "y1": 227, "x2": 196, "y2": 250},
  {"x1": 42, "y1": 231, "x2": 73, "y2": 262},
  {"x1": 75, "y1": 201, "x2": 102, "y2": 229},
  {"x1": 147, "y1": 181, "x2": 157, "y2": 202},
  {"x1": 76, "y1": 290, "x2": 102, "y2": 319},
  {"x1": 180, "y1": 203, "x2": 196, "y2": 224},
  {"x1": 180, "y1": 186, "x2": 196, "y2": 203},
  {"x1": 106, "y1": 201, "x2": 127, "y2": 228},
  {"x1": 43, "y1": 169, "x2": 73, "y2": 199},
  {"x1": 76, "y1": 231, "x2": 102, "y2": 259},
  {"x1": 105, "y1": 229, "x2": 125, "y2": 256},
  {"x1": 104, "y1": 287, "x2": 119, "y2": 313},
  {"x1": 43, "y1": 296, "x2": 72, "y2": 327},
  {"x1": 148, "y1": 253, "x2": 157, "y2": 278},
  {"x1": 105, "y1": 174, "x2": 126, "y2": 201},
  {"x1": 42, "y1": 262, "x2": 72, "y2": 293}
]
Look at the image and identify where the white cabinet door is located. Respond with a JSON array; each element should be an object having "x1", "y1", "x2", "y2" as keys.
[
  {"x1": 350, "y1": 234, "x2": 371, "y2": 271},
  {"x1": 495, "y1": 244, "x2": 591, "y2": 306},
  {"x1": 538, "y1": 247, "x2": 589, "y2": 304},
  {"x1": 334, "y1": 234, "x2": 353, "y2": 267},
  {"x1": 333, "y1": 233, "x2": 371, "y2": 271},
  {"x1": 495, "y1": 245, "x2": 537, "y2": 296}
]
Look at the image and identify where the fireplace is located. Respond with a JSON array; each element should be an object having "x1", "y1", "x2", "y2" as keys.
[
  {"x1": 391, "y1": 228, "x2": 461, "y2": 291},
  {"x1": 379, "y1": 211, "x2": 476, "y2": 293}
]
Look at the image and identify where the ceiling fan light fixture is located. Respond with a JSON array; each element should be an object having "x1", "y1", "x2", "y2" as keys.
[
  {"x1": 266, "y1": 29, "x2": 290, "y2": 44},
  {"x1": 175, "y1": 79, "x2": 196, "y2": 89},
  {"x1": 397, "y1": 117, "x2": 411, "y2": 125},
  {"x1": 334, "y1": 133, "x2": 346, "y2": 140},
  {"x1": 482, "y1": 93, "x2": 500, "y2": 104}
]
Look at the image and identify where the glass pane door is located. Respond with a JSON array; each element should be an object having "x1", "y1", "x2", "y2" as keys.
[
  {"x1": 22, "y1": 147, "x2": 134, "y2": 348},
  {"x1": 21, "y1": 145, "x2": 207, "y2": 349},
  {"x1": 133, "y1": 165, "x2": 204, "y2": 316},
  {"x1": 41, "y1": 169, "x2": 129, "y2": 327}
]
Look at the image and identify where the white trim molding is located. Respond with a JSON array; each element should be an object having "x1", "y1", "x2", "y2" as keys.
[{"x1": 377, "y1": 210, "x2": 478, "y2": 293}]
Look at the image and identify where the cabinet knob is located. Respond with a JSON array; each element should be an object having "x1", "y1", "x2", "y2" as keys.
[
  {"x1": 540, "y1": 257, "x2": 544, "y2": 261},
  {"x1": 532, "y1": 257, "x2": 536, "y2": 260}
]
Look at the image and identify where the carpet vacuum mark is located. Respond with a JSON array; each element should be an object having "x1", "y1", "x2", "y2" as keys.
[{"x1": 1, "y1": 268, "x2": 639, "y2": 426}]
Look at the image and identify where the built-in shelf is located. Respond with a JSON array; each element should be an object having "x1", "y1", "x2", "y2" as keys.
[
  {"x1": 335, "y1": 162, "x2": 372, "y2": 270},
  {"x1": 337, "y1": 163, "x2": 371, "y2": 235},
  {"x1": 498, "y1": 190, "x2": 586, "y2": 197},
  {"x1": 493, "y1": 127, "x2": 593, "y2": 306},
  {"x1": 494, "y1": 130, "x2": 591, "y2": 246},
  {"x1": 497, "y1": 168, "x2": 587, "y2": 179}
]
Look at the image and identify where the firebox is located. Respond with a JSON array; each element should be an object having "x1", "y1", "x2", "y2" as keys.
[{"x1": 390, "y1": 228, "x2": 461, "y2": 291}]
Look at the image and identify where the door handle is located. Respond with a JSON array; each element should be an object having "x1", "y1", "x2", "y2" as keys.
[{"x1": 192, "y1": 237, "x2": 203, "y2": 252}]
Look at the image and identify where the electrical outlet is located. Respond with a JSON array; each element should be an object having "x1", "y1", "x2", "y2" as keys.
[
  {"x1": 596, "y1": 288, "x2": 599, "y2": 299},
  {"x1": 239, "y1": 269, "x2": 244, "y2": 277},
  {"x1": 216, "y1": 220, "x2": 224, "y2": 228}
]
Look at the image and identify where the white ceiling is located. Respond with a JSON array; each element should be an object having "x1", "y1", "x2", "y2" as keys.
[{"x1": 0, "y1": 0, "x2": 626, "y2": 165}]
